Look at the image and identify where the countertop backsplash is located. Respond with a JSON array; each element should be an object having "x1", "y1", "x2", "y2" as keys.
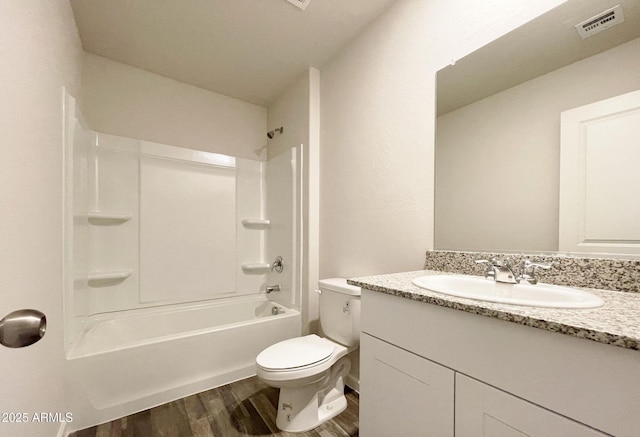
[{"x1": 424, "y1": 250, "x2": 640, "y2": 293}]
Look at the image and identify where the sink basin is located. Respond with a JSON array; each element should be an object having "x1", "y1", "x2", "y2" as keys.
[{"x1": 412, "y1": 275, "x2": 604, "y2": 309}]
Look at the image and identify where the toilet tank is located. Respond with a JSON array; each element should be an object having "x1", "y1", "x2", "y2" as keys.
[{"x1": 318, "y1": 278, "x2": 361, "y2": 348}]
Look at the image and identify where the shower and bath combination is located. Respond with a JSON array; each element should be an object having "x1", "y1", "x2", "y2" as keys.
[{"x1": 63, "y1": 97, "x2": 302, "y2": 429}]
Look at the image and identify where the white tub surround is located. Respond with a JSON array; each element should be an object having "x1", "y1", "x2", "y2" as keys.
[{"x1": 64, "y1": 126, "x2": 273, "y2": 331}]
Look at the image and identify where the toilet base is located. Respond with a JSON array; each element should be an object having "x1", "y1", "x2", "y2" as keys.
[{"x1": 274, "y1": 356, "x2": 351, "y2": 432}]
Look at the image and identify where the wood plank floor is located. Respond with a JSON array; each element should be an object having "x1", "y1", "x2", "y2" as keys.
[{"x1": 70, "y1": 376, "x2": 359, "y2": 437}]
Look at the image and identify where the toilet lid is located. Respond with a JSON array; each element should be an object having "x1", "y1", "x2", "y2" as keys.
[{"x1": 256, "y1": 334, "x2": 335, "y2": 370}]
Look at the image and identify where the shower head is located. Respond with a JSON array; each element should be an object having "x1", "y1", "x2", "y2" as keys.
[{"x1": 267, "y1": 126, "x2": 284, "y2": 139}]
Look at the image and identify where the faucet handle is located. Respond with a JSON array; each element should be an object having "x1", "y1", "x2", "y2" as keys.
[
  {"x1": 524, "y1": 259, "x2": 551, "y2": 274},
  {"x1": 524, "y1": 259, "x2": 551, "y2": 270},
  {"x1": 475, "y1": 259, "x2": 496, "y2": 280},
  {"x1": 518, "y1": 260, "x2": 551, "y2": 285},
  {"x1": 271, "y1": 256, "x2": 284, "y2": 273}
]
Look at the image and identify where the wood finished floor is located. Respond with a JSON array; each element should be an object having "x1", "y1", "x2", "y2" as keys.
[{"x1": 70, "y1": 376, "x2": 359, "y2": 437}]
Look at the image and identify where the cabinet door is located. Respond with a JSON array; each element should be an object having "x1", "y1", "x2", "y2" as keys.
[
  {"x1": 360, "y1": 333, "x2": 454, "y2": 437},
  {"x1": 455, "y1": 374, "x2": 607, "y2": 436}
]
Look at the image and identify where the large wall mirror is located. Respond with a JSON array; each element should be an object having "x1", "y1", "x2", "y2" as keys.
[{"x1": 435, "y1": 0, "x2": 640, "y2": 255}]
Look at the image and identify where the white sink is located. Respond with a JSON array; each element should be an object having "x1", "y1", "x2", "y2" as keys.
[{"x1": 412, "y1": 275, "x2": 604, "y2": 309}]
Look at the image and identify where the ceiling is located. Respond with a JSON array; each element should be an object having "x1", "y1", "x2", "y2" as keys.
[
  {"x1": 70, "y1": 0, "x2": 397, "y2": 107},
  {"x1": 437, "y1": 0, "x2": 640, "y2": 115}
]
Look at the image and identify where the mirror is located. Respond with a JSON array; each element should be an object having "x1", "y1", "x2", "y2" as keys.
[{"x1": 435, "y1": 0, "x2": 640, "y2": 254}]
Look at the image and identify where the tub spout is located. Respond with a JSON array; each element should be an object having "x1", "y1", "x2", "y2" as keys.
[{"x1": 266, "y1": 284, "x2": 281, "y2": 294}]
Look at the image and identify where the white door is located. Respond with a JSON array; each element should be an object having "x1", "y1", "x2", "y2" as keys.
[
  {"x1": 0, "y1": 19, "x2": 68, "y2": 436},
  {"x1": 0, "y1": 139, "x2": 67, "y2": 437},
  {"x1": 559, "y1": 89, "x2": 640, "y2": 254}
]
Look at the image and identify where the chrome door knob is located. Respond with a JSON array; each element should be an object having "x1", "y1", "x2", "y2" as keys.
[{"x1": 0, "y1": 309, "x2": 46, "y2": 348}]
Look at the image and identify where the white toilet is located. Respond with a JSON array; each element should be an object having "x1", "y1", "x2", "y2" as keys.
[{"x1": 256, "y1": 278, "x2": 361, "y2": 432}]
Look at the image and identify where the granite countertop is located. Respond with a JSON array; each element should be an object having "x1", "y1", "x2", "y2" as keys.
[{"x1": 348, "y1": 270, "x2": 640, "y2": 351}]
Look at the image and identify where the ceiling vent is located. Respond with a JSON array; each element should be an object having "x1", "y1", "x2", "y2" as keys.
[
  {"x1": 286, "y1": 0, "x2": 311, "y2": 10},
  {"x1": 575, "y1": 5, "x2": 625, "y2": 39}
]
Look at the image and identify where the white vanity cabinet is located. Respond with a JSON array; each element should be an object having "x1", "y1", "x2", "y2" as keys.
[{"x1": 360, "y1": 288, "x2": 640, "y2": 437}]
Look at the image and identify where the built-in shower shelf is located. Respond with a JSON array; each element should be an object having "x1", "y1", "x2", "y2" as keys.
[
  {"x1": 241, "y1": 218, "x2": 270, "y2": 229},
  {"x1": 88, "y1": 269, "x2": 132, "y2": 286},
  {"x1": 241, "y1": 263, "x2": 271, "y2": 274},
  {"x1": 86, "y1": 211, "x2": 132, "y2": 225}
]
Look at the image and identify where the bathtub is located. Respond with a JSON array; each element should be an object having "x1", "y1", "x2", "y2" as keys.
[{"x1": 66, "y1": 296, "x2": 301, "y2": 432}]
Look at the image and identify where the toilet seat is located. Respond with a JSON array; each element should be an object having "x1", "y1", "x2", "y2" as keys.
[
  {"x1": 256, "y1": 334, "x2": 335, "y2": 371},
  {"x1": 256, "y1": 335, "x2": 348, "y2": 385}
]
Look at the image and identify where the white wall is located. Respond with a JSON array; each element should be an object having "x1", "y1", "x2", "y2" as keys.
[
  {"x1": 81, "y1": 53, "x2": 267, "y2": 160},
  {"x1": 0, "y1": 1, "x2": 82, "y2": 436},
  {"x1": 267, "y1": 72, "x2": 310, "y2": 159},
  {"x1": 318, "y1": 0, "x2": 565, "y2": 279},
  {"x1": 436, "y1": 37, "x2": 640, "y2": 252}
]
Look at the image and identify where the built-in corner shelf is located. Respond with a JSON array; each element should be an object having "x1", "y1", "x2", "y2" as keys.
[
  {"x1": 88, "y1": 269, "x2": 132, "y2": 287},
  {"x1": 86, "y1": 211, "x2": 132, "y2": 225},
  {"x1": 241, "y1": 263, "x2": 271, "y2": 274},
  {"x1": 241, "y1": 218, "x2": 270, "y2": 229}
]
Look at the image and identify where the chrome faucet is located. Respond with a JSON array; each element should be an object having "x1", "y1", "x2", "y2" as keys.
[
  {"x1": 476, "y1": 258, "x2": 518, "y2": 284},
  {"x1": 476, "y1": 258, "x2": 551, "y2": 285}
]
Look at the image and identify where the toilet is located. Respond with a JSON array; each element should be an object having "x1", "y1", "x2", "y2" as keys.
[{"x1": 256, "y1": 278, "x2": 361, "y2": 432}]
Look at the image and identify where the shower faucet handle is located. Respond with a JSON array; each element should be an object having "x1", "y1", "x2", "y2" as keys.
[{"x1": 271, "y1": 256, "x2": 284, "y2": 273}]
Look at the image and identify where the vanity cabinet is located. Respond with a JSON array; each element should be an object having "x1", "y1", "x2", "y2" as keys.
[{"x1": 360, "y1": 288, "x2": 640, "y2": 437}]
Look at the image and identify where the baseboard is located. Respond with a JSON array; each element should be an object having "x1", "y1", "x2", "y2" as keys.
[{"x1": 345, "y1": 374, "x2": 359, "y2": 393}]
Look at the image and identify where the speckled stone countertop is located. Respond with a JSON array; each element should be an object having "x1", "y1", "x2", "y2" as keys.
[{"x1": 348, "y1": 270, "x2": 640, "y2": 351}]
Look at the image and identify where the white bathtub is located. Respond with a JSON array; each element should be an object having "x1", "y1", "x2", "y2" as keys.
[{"x1": 66, "y1": 296, "x2": 301, "y2": 432}]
